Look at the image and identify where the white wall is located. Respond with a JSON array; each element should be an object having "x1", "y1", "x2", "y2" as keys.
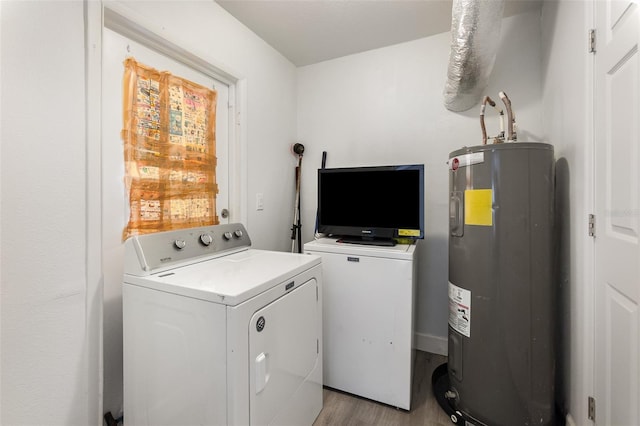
[
  {"x1": 1, "y1": 0, "x2": 300, "y2": 422},
  {"x1": 540, "y1": 1, "x2": 593, "y2": 424},
  {"x1": 0, "y1": 1, "x2": 96, "y2": 424},
  {"x1": 297, "y1": 10, "x2": 544, "y2": 352},
  {"x1": 0, "y1": 1, "x2": 592, "y2": 423}
]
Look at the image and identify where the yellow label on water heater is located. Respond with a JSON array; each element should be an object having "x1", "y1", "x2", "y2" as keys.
[
  {"x1": 398, "y1": 229, "x2": 420, "y2": 237},
  {"x1": 464, "y1": 189, "x2": 493, "y2": 226}
]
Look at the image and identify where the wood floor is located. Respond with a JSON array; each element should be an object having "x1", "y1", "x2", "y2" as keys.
[{"x1": 313, "y1": 351, "x2": 451, "y2": 426}]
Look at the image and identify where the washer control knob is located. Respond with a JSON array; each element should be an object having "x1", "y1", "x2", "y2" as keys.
[
  {"x1": 174, "y1": 239, "x2": 186, "y2": 250},
  {"x1": 233, "y1": 229, "x2": 244, "y2": 238},
  {"x1": 223, "y1": 232, "x2": 233, "y2": 241},
  {"x1": 199, "y1": 233, "x2": 213, "y2": 246}
]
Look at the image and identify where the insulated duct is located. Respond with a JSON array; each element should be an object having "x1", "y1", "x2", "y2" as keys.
[{"x1": 443, "y1": 0, "x2": 505, "y2": 112}]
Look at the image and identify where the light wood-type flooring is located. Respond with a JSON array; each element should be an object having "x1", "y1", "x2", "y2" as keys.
[{"x1": 314, "y1": 351, "x2": 451, "y2": 426}]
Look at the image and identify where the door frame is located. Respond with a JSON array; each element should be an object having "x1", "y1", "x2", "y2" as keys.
[{"x1": 587, "y1": 0, "x2": 596, "y2": 425}]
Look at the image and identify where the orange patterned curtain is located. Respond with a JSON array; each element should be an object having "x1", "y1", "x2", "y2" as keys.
[{"x1": 121, "y1": 58, "x2": 219, "y2": 240}]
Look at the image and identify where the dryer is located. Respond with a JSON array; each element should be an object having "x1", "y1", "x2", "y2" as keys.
[{"x1": 123, "y1": 223, "x2": 323, "y2": 426}]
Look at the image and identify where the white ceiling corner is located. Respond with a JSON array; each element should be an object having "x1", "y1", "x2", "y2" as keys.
[{"x1": 215, "y1": 0, "x2": 542, "y2": 67}]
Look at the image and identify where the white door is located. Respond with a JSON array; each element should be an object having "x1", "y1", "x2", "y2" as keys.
[
  {"x1": 249, "y1": 279, "x2": 319, "y2": 425},
  {"x1": 101, "y1": 26, "x2": 231, "y2": 415},
  {"x1": 102, "y1": 27, "x2": 230, "y2": 229},
  {"x1": 594, "y1": 1, "x2": 640, "y2": 424}
]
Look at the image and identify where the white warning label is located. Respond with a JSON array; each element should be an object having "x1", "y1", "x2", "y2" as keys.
[
  {"x1": 449, "y1": 152, "x2": 484, "y2": 170},
  {"x1": 448, "y1": 282, "x2": 471, "y2": 337}
]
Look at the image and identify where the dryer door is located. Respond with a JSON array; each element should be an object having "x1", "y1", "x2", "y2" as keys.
[{"x1": 249, "y1": 277, "x2": 320, "y2": 425}]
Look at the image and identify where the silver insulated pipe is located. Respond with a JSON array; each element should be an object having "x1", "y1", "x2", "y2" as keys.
[{"x1": 443, "y1": 0, "x2": 505, "y2": 112}]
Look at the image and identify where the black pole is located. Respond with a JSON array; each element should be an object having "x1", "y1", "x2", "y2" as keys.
[
  {"x1": 296, "y1": 160, "x2": 302, "y2": 253},
  {"x1": 291, "y1": 143, "x2": 304, "y2": 253},
  {"x1": 314, "y1": 151, "x2": 327, "y2": 235}
]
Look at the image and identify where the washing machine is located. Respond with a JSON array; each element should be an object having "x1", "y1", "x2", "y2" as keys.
[{"x1": 122, "y1": 223, "x2": 323, "y2": 426}]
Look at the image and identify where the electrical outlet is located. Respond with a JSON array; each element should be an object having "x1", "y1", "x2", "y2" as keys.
[{"x1": 256, "y1": 193, "x2": 264, "y2": 211}]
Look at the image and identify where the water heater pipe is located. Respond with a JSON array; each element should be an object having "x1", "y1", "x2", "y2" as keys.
[
  {"x1": 479, "y1": 95, "x2": 504, "y2": 145},
  {"x1": 499, "y1": 91, "x2": 516, "y2": 141},
  {"x1": 443, "y1": 0, "x2": 505, "y2": 112}
]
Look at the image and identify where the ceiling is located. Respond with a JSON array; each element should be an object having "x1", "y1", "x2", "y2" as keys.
[{"x1": 216, "y1": 0, "x2": 542, "y2": 67}]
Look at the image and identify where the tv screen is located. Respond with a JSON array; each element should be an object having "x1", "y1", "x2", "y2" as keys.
[{"x1": 317, "y1": 164, "x2": 424, "y2": 245}]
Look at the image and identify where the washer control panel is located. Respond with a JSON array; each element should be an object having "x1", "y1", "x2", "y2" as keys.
[{"x1": 124, "y1": 223, "x2": 252, "y2": 275}]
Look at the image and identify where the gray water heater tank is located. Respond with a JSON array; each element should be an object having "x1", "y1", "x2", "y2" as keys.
[{"x1": 447, "y1": 142, "x2": 556, "y2": 426}]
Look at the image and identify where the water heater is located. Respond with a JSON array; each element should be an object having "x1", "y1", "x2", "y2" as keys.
[{"x1": 447, "y1": 142, "x2": 556, "y2": 425}]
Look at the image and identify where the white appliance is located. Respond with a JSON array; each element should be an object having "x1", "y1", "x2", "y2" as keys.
[
  {"x1": 123, "y1": 223, "x2": 323, "y2": 426},
  {"x1": 304, "y1": 238, "x2": 416, "y2": 410}
]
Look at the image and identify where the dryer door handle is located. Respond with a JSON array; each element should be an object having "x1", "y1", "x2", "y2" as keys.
[{"x1": 255, "y1": 352, "x2": 269, "y2": 394}]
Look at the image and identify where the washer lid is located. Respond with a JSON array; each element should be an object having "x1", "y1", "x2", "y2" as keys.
[{"x1": 123, "y1": 249, "x2": 321, "y2": 305}]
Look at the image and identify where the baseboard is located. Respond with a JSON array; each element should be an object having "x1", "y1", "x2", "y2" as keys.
[
  {"x1": 565, "y1": 413, "x2": 577, "y2": 426},
  {"x1": 413, "y1": 331, "x2": 448, "y2": 356}
]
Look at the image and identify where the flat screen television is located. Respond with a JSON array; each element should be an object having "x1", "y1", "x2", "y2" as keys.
[{"x1": 317, "y1": 164, "x2": 424, "y2": 246}]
